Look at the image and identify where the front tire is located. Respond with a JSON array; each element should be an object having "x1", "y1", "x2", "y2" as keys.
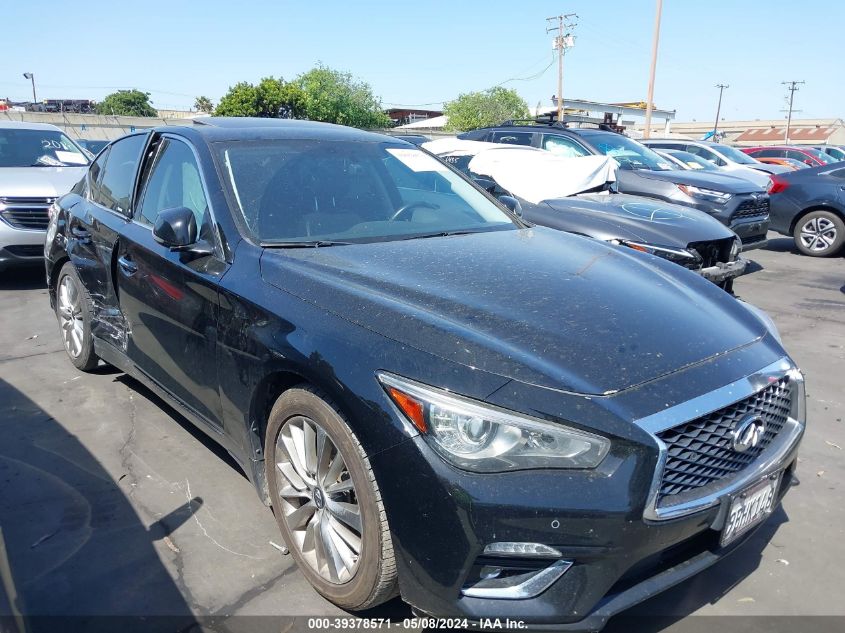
[
  {"x1": 793, "y1": 210, "x2": 845, "y2": 257},
  {"x1": 265, "y1": 386, "x2": 398, "y2": 610},
  {"x1": 55, "y1": 262, "x2": 100, "y2": 371}
]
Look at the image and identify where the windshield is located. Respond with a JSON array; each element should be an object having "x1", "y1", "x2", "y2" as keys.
[
  {"x1": 586, "y1": 132, "x2": 673, "y2": 171},
  {"x1": 824, "y1": 147, "x2": 845, "y2": 161},
  {"x1": 662, "y1": 150, "x2": 719, "y2": 171},
  {"x1": 216, "y1": 140, "x2": 518, "y2": 244},
  {"x1": 0, "y1": 129, "x2": 90, "y2": 167},
  {"x1": 711, "y1": 144, "x2": 759, "y2": 165}
]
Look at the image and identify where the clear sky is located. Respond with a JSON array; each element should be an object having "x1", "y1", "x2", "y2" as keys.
[{"x1": 1, "y1": 0, "x2": 841, "y2": 122}]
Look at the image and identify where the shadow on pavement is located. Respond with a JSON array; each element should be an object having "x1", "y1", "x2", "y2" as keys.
[
  {"x1": 0, "y1": 378, "x2": 199, "y2": 633},
  {"x1": 0, "y1": 267, "x2": 46, "y2": 292}
]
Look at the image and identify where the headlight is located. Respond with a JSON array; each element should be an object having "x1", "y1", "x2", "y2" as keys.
[
  {"x1": 730, "y1": 237, "x2": 741, "y2": 261},
  {"x1": 677, "y1": 184, "x2": 732, "y2": 204},
  {"x1": 379, "y1": 373, "x2": 610, "y2": 472},
  {"x1": 615, "y1": 240, "x2": 701, "y2": 265}
]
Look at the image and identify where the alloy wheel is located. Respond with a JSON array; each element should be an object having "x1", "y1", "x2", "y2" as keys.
[
  {"x1": 58, "y1": 275, "x2": 85, "y2": 358},
  {"x1": 274, "y1": 416, "x2": 362, "y2": 584},
  {"x1": 799, "y1": 216, "x2": 838, "y2": 252}
]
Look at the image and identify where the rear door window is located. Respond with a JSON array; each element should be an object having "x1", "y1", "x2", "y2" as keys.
[
  {"x1": 490, "y1": 131, "x2": 534, "y2": 146},
  {"x1": 542, "y1": 134, "x2": 591, "y2": 157},
  {"x1": 687, "y1": 145, "x2": 726, "y2": 166},
  {"x1": 90, "y1": 134, "x2": 147, "y2": 215}
]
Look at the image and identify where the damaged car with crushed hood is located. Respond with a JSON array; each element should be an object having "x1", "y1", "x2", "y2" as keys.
[
  {"x1": 425, "y1": 138, "x2": 747, "y2": 293},
  {"x1": 45, "y1": 119, "x2": 805, "y2": 631}
]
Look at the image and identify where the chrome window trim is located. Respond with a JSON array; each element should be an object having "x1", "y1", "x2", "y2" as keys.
[{"x1": 639, "y1": 356, "x2": 805, "y2": 521}]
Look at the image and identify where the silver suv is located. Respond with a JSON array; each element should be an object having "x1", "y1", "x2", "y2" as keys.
[{"x1": 0, "y1": 121, "x2": 89, "y2": 271}]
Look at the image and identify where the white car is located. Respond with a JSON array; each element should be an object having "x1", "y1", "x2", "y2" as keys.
[
  {"x1": 0, "y1": 121, "x2": 89, "y2": 271},
  {"x1": 642, "y1": 139, "x2": 790, "y2": 188}
]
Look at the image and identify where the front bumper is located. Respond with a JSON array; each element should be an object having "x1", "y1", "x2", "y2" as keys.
[
  {"x1": 370, "y1": 359, "x2": 803, "y2": 630},
  {"x1": 696, "y1": 257, "x2": 747, "y2": 284},
  {"x1": 0, "y1": 221, "x2": 46, "y2": 270}
]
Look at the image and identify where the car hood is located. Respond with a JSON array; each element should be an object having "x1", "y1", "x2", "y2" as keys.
[
  {"x1": 260, "y1": 228, "x2": 767, "y2": 396},
  {"x1": 536, "y1": 193, "x2": 736, "y2": 247},
  {"x1": 631, "y1": 167, "x2": 762, "y2": 194},
  {"x1": 0, "y1": 167, "x2": 86, "y2": 198}
]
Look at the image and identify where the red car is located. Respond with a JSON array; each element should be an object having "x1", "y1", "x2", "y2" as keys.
[{"x1": 742, "y1": 145, "x2": 835, "y2": 167}]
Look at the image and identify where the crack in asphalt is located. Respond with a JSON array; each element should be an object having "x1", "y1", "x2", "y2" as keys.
[
  {"x1": 209, "y1": 564, "x2": 300, "y2": 617},
  {"x1": 0, "y1": 348, "x2": 65, "y2": 364}
]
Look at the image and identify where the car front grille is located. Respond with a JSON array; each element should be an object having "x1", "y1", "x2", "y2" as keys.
[
  {"x1": 732, "y1": 196, "x2": 770, "y2": 220},
  {"x1": 655, "y1": 377, "x2": 792, "y2": 504},
  {"x1": 687, "y1": 238, "x2": 733, "y2": 269},
  {"x1": 0, "y1": 196, "x2": 55, "y2": 231}
]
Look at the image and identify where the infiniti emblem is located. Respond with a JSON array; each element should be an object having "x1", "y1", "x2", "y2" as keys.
[{"x1": 732, "y1": 415, "x2": 766, "y2": 453}]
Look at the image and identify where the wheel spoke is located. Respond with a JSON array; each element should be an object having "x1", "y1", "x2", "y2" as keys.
[
  {"x1": 281, "y1": 424, "x2": 314, "y2": 486},
  {"x1": 325, "y1": 498, "x2": 362, "y2": 533},
  {"x1": 319, "y1": 513, "x2": 345, "y2": 582},
  {"x1": 327, "y1": 514, "x2": 361, "y2": 555},
  {"x1": 326, "y1": 478, "x2": 355, "y2": 495},
  {"x1": 287, "y1": 501, "x2": 316, "y2": 530},
  {"x1": 316, "y1": 427, "x2": 332, "y2": 483},
  {"x1": 313, "y1": 512, "x2": 337, "y2": 582},
  {"x1": 324, "y1": 452, "x2": 345, "y2": 487},
  {"x1": 303, "y1": 420, "x2": 317, "y2": 476}
]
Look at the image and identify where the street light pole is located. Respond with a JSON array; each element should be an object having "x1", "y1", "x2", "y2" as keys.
[
  {"x1": 643, "y1": 0, "x2": 663, "y2": 139},
  {"x1": 713, "y1": 84, "x2": 728, "y2": 139},
  {"x1": 782, "y1": 80, "x2": 804, "y2": 144},
  {"x1": 22, "y1": 72, "x2": 37, "y2": 104}
]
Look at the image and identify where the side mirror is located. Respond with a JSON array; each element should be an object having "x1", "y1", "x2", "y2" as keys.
[
  {"x1": 498, "y1": 195, "x2": 523, "y2": 217},
  {"x1": 153, "y1": 206, "x2": 198, "y2": 249}
]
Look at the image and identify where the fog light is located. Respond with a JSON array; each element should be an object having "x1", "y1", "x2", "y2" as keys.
[
  {"x1": 462, "y1": 560, "x2": 572, "y2": 599},
  {"x1": 483, "y1": 542, "x2": 562, "y2": 558}
]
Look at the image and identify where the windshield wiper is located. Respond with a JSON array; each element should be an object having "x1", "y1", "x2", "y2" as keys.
[
  {"x1": 261, "y1": 240, "x2": 354, "y2": 248},
  {"x1": 399, "y1": 229, "x2": 481, "y2": 241}
]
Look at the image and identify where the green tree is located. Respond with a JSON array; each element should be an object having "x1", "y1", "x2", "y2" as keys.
[
  {"x1": 296, "y1": 64, "x2": 390, "y2": 128},
  {"x1": 96, "y1": 89, "x2": 157, "y2": 117},
  {"x1": 194, "y1": 95, "x2": 214, "y2": 114},
  {"x1": 214, "y1": 77, "x2": 306, "y2": 118},
  {"x1": 443, "y1": 87, "x2": 529, "y2": 132}
]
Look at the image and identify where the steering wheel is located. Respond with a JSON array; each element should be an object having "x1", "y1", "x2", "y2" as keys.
[{"x1": 389, "y1": 201, "x2": 439, "y2": 222}]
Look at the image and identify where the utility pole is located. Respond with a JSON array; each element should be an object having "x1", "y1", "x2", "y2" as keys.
[
  {"x1": 642, "y1": 0, "x2": 663, "y2": 139},
  {"x1": 547, "y1": 13, "x2": 577, "y2": 122},
  {"x1": 713, "y1": 84, "x2": 729, "y2": 139},
  {"x1": 22, "y1": 72, "x2": 36, "y2": 104},
  {"x1": 782, "y1": 80, "x2": 804, "y2": 143}
]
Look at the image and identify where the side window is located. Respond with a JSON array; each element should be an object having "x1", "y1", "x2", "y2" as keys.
[
  {"x1": 542, "y1": 135, "x2": 591, "y2": 158},
  {"x1": 91, "y1": 135, "x2": 147, "y2": 215},
  {"x1": 138, "y1": 138, "x2": 209, "y2": 230},
  {"x1": 687, "y1": 145, "x2": 725, "y2": 166},
  {"x1": 786, "y1": 150, "x2": 810, "y2": 163},
  {"x1": 490, "y1": 131, "x2": 534, "y2": 146},
  {"x1": 87, "y1": 147, "x2": 110, "y2": 200}
]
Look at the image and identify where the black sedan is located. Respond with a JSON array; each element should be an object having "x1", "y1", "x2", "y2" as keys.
[
  {"x1": 45, "y1": 118, "x2": 805, "y2": 631},
  {"x1": 767, "y1": 165, "x2": 845, "y2": 256}
]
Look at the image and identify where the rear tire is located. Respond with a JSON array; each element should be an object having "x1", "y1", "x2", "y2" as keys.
[
  {"x1": 265, "y1": 385, "x2": 398, "y2": 610},
  {"x1": 55, "y1": 262, "x2": 100, "y2": 371},
  {"x1": 793, "y1": 210, "x2": 845, "y2": 257}
]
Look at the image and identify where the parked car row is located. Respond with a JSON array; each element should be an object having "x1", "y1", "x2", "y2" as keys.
[{"x1": 458, "y1": 120, "x2": 773, "y2": 251}]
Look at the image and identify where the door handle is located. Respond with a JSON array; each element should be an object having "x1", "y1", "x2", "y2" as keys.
[
  {"x1": 70, "y1": 226, "x2": 91, "y2": 240},
  {"x1": 117, "y1": 255, "x2": 138, "y2": 276}
]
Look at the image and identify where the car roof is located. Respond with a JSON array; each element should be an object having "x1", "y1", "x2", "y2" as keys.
[
  {"x1": 0, "y1": 120, "x2": 64, "y2": 132},
  {"x1": 183, "y1": 117, "x2": 399, "y2": 144}
]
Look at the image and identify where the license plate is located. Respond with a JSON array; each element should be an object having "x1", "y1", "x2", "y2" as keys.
[{"x1": 721, "y1": 475, "x2": 780, "y2": 546}]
